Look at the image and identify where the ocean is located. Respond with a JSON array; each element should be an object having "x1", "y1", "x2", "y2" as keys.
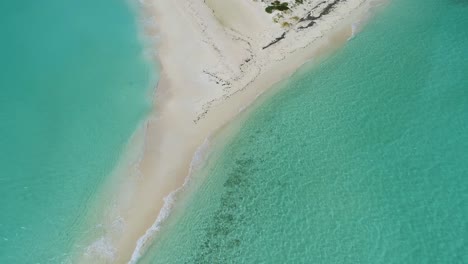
[
  {"x1": 139, "y1": 0, "x2": 468, "y2": 262},
  {"x1": 0, "y1": 0, "x2": 154, "y2": 262}
]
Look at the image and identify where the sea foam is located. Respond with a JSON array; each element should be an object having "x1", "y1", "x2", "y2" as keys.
[{"x1": 128, "y1": 136, "x2": 211, "y2": 264}]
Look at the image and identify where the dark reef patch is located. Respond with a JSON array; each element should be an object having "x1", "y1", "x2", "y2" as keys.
[{"x1": 190, "y1": 156, "x2": 261, "y2": 263}]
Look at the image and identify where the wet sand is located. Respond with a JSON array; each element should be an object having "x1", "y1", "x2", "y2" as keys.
[{"x1": 79, "y1": 0, "x2": 378, "y2": 263}]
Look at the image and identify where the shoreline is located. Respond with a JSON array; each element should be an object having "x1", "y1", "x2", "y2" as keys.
[{"x1": 78, "y1": 0, "x2": 382, "y2": 263}]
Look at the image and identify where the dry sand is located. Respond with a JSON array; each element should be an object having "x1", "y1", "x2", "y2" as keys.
[{"x1": 78, "y1": 0, "x2": 378, "y2": 263}]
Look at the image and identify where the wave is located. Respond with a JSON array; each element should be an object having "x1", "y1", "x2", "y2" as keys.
[
  {"x1": 128, "y1": 136, "x2": 212, "y2": 264},
  {"x1": 348, "y1": 0, "x2": 388, "y2": 41},
  {"x1": 348, "y1": 23, "x2": 359, "y2": 40},
  {"x1": 85, "y1": 236, "x2": 118, "y2": 263}
]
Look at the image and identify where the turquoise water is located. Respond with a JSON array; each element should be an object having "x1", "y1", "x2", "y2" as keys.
[
  {"x1": 0, "y1": 0, "x2": 153, "y2": 262},
  {"x1": 141, "y1": 0, "x2": 468, "y2": 262}
]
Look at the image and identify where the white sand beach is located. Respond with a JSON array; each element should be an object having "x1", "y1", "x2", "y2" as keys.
[{"x1": 79, "y1": 0, "x2": 378, "y2": 262}]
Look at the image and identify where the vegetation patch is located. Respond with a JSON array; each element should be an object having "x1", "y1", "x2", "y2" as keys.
[{"x1": 265, "y1": 1, "x2": 290, "y2": 13}]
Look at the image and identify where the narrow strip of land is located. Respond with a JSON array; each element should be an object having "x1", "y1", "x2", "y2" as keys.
[{"x1": 78, "y1": 0, "x2": 376, "y2": 263}]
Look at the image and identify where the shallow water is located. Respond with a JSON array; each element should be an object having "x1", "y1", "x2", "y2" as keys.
[
  {"x1": 0, "y1": 0, "x2": 153, "y2": 262},
  {"x1": 140, "y1": 0, "x2": 468, "y2": 262}
]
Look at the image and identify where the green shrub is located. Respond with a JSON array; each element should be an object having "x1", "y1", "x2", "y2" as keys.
[{"x1": 265, "y1": 1, "x2": 290, "y2": 14}]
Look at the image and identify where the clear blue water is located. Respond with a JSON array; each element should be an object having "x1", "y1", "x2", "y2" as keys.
[
  {"x1": 0, "y1": 0, "x2": 153, "y2": 262},
  {"x1": 141, "y1": 0, "x2": 468, "y2": 262}
]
